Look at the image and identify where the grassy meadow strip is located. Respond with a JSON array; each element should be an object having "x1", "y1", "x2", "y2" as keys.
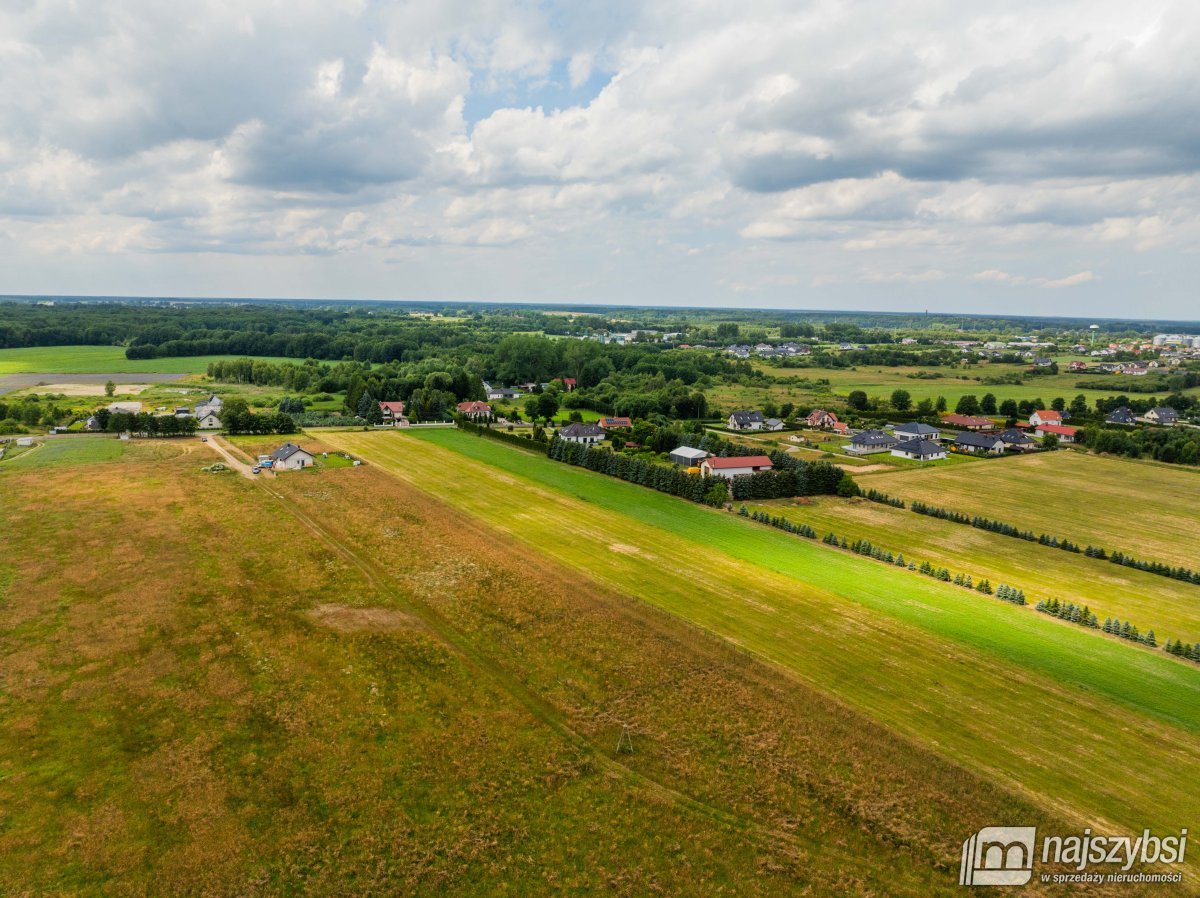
[
  {"x1": 747, "y1": 497, "x2": 1200, "y2": 644},
  {"x1": 0, "y1": 345, "x2": 302, "y2": 375},
  {"x1": 324, "y1": 428, "x2": 1200, "y2": 849},
  {"x1": 858, "y1": 451, "x2": 1200, "y2": 569}
]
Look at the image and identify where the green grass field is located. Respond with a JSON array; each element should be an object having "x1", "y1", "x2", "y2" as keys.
[
  {"x1": 748, "y1": 495, "x2": 1200, "y2": 643},
  {"x1": 0, "y1": 437, "x2": 125, "y2": 470},
  {"x1": 0, "y1": 345, "x2": 302, "y2": 375},
  {"x1": 324, "y1": 429, "x2": 1200, "y2": 866},
  {"x1": 1, "y1": 438, "x2": 1083, "y2": 895},
  {"x1": 860, "y1": 450, "x2": 1200, "y2": 569},
  {"x1": 715, "y1": 359, "x2": 1200, "y2": 412}
]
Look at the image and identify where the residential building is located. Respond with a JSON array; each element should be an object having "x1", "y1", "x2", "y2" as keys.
[
  {"x1": 893, "y1": 422, "x2": 942, "y2": 441},
  {"x1": 805, "y1": 409, "x2": 839, "y2": 429},
  {"x1": 890, "y1": 438, "x2": 947, "y2": 461},
  {"x1": 598, "y1": 417, "x2": 632, "y2": 429},
  {"x1": 1029, "y1": 410, "x2": 1062, "y2": 427},
  {"x1": 558, "y1": 422, "x2": 605, "y2": 444},
  {"x1": 196, "y1": 409, "x2": 222, "y2": 430},
  {"x1": 1143, "y1": 407, "x2": 1179, "y2": 426},
  {"x1": 1035, "y1": 424, "x2": 1079, "y2": 443},
  {"x1": 846, "y1": 429, "x2": 897, "y2": 455},
  {"x1": 455, "y1": 400, "x2": 492, "y2": 421},
  {"x1": 379, "y1": 400, "x2": 410, "y2": 425},
  {"x1": 1105, "y1": 407, "x2": 1137, "y2": 426},
  {"x1": 764, "y1": 418, "x2": 784, "y2": 431},
  {"x1": 953, "y1": 432, "x2": 1004, "y2": 455},
  {"x1": 270, "y1": 442, "x2": 316, "y2": 470},
  {"x1": 939, "y1": 414, "x2": 994, "y2": 431},
  {"x1": 995, "y1": 429, "x2": 1037, "y2": 451},
  {"x1": 700, "y1": 455, "x2": 773, "y2": 479},
  {"x1": 727, "y1": 410, "x2": 765, "y2": 431}
]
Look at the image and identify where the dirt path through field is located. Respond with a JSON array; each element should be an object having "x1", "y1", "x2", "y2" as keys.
[{"x1": 203, "y1": 435, "x2": 258, "y2": 480}]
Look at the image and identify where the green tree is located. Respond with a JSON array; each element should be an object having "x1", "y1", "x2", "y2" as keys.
[
  {"x1": 999, "y1": 398, "x2": 1018, "y2": 418},
  {"x1": 1069, "y1": 394, "x2": 1090, "y2": 417},
  {"x1": 847, "y1": 390, "x2": 869, "y2": 411},
  {"x1": 890, "y1": 389, "x2": 912, "y2": 412},
  {"x1": 980, "y1": 393, "x2": 997, "y2": 415},
  {"x1": 104, "y1": 379, "x2": 115, "y2": 397},
  {"x1": 955, "y1": 394, "x2": 981, "y2": 415},
  {"x1": 1051, "y1": 396, "x2": 1066, "y2": 412},
  {"x1": 935, "y1": 395, "x2": 947, "y2": 412}
]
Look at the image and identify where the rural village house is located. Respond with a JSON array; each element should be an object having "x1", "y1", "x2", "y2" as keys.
[
  {"x1": 1143, "y1": 407, "x2": 1179, "y2": 426},
  {"x1": 270, "y1": 443, "x2": 316, "y2": 470},
  {"x1": 846, "y1": 429, "x2": 898, "y2": 455},
  {"x1": 1029, "y1": 409, "x2": 1062, "y2": 427},
  {"x1": 953, "y1": 432, "x2": 1004, "y2": 455},
  {"x1": 700, "y1": 455, "x2": 773, "y2": 479},
  {"x1": 1035, "y1": 424, "x2": 1079, "y2": 443},
  {"x1": 727, "y1": 410, "x2": 765, "y2": 431},
  {"x1": 894, "y1": 421, "x2": 941, "y2": 442},
  {"x1": 558, "y1": 422, "x2": 605, "y2": 444},
  {"x1": 455, "y1": 400, "x2": 492, "y2": 421},
  {"x1": 891, "y1": 438, "x2": 947, "y2": 461},
  {"x1": 805, "y1": 409, "x2": 839, "y2": 429},
  {"x1": 378, "y1": 400, "x2": 410, "y2": 425}
]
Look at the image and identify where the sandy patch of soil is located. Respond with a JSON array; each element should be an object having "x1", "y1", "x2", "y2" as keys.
[
  {"x1": 307, "y1": 603, "x2": 420, "y2": 632},
  {"x1": 25, "y1": 382, "x2": 154, "y2": 396}
]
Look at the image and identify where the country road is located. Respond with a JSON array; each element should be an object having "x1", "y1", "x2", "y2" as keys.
[{"x1": 202, "y1": 434, "x2": 262, "y2": 480}]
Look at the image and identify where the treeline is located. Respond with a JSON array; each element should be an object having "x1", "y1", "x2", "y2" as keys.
[
  {"x1": 739, "y1": 507, "x2": 818, "y2": 538},
  {"x1": 1083, "y1": 425, "x2": 1200, "y2": 466},
  {"x1": 909, "y1": 499, "x2": 1200, "y2": 589},
  {"x1": 548, "y1": 436, "x2": 730, "y2": 506},
  {"x1": 459, "y1": 419, "x2": 548, "y2": 453},
  {"x1": 103, "y1": 412, "x2": 198, "y2": 437}
]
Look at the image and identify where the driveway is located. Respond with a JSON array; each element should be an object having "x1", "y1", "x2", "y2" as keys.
[{"x1": 202, "y1": 435, "x2": 260, "y2": 480}]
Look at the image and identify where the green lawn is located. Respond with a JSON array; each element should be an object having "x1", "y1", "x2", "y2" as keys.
[
  {"x1": 749, "y1": 495, "x2": 1200, "y2": 643},
  {"x1": 0, "y1": 346, "x2": 303, "y2": 375},
  {"x1": 324, "y1": 429, "x2": 1200, "y2": 861},
  {"x1": 0, "y1": 437, "x2": 124, "y2": 470},
  {"x1": 860, "y1": 450, "x2": 1200, "y2": 569}
]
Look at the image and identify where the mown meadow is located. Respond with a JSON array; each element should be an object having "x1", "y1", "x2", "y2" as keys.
[{"x1": 324, "y1": 427, "x2": 1200, "y2": 881}]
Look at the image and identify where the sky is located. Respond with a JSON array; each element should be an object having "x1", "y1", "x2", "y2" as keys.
[{"x1": 1, "y1": 0, "x2": 1198, "y2": 318}]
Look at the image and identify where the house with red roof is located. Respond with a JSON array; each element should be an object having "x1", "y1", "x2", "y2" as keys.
[
  {"x1": 700, "y1": 455, "x2": 773, "y2": 479},
  {"x1": 1029, "y1": 409, "x2": 1062, "y2": 427},
  {"x1": 805, "y1": 409, "x2": 839, "y2": 429},
  {"x1": 940, "y1": 414, "x2": 994, "y2": 431},
  {"x1": 559, "y1": 377, "x2": 577, "y2": 391},
  {"x1": 598, "y1": 416, "x2": 632, "y2": 429},
  {"x1": 1034, "y1": 423, "x2": 1079, "y2": 443},
  {"x1": 456, "y1": 400, "x2": 493, "y2": 421},
  {"x1": 378, "y1": 401, "x2": 408, "y2": 426}
]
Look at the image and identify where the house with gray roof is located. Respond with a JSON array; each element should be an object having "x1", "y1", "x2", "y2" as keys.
[
  {"x1": 270, "y1": 442, "x2": 315, "y2": 470},
  {"x1": 891, "y1": 438, "x2": 947, "y2": 461},
  {"x1": 846, "y1": 429, "x2": 898, "y2": 455},
  {"x1": 893, "y1": 421, "x2": 941, "y2": 442}
]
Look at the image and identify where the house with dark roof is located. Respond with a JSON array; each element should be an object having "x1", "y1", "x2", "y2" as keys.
[
  {"x1": 1105, "y1": 407, "x2": 1137, "y2": 426},
  {"x1": 270, "y1": 442, "x2": 315, "y2": 470},
  {"x1": 893, "y1": 421, "x2": 941, "y2": 442},
  {"x1": 995, "y1": 429, "x2": 1037, "y2": 451},
  {"x1": 846, "y1": 429, "x2": 898, "y2": 455},
  {"x1": 764, "y1": 418, "x2": 784, "y2": 431},
  {"x1": 700, "y1": 455, "x2": 773, "y2": 479},
  {"x1": 195, "y1": 408, "x2": 222, "y2": 430},
  {"x1": 891, "y1": 438, "x2": 947, "y2": 461},
  {"x1": 558, "y1": 422, "x2": 605, "y2": 444},
  {"x1": 669, "y1": 446, "x2": 709, "y2": 467},
  {"x1": 727, "y1": 410, "x2": 765, "y2": 431},
  {"x1": 953, "y1": 432, "x2": 1004, "y2": 455},
  {"x1": 1143, "y1": 407, "x2": 1179, "y2": 426}
]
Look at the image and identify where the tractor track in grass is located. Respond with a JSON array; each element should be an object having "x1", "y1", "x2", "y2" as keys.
[{"x1": 246, "y1": 472, "x2": 862, "y2": 871}]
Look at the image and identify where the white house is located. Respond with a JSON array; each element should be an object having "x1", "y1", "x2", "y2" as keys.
[
  {"x1": 1028, "y1": 409, "x2": 1062, "y2": 427},
  {"x1": 270, "y1": 442, "x2": 316, "y2": 470},
  {"x1": 764, "y1": 418, "x2": 785, "y2": 432},
  {"x1": 1143, "y1": 407, "x2": 1179, "y2": 426},
  {"x1": 893, "y1": 422, "x2": 941, "y2": 442},
  {"x1": 196, "y1": 410, "x2": 222, "y2": 430},
  {"x1": 846, "y1": 429, "x2": 898, "y2": 455},
  {"x1": 558, "y1": 422, "x2": 605, "y2": 444},
  {"x1": 378, "y1": 401, "x2": 409, "y2": 426},
  {"x1": 727, "y1": 410, "x2": 765, "y2": 431},
  {"x1": 891, "y1": 438, "x2": 947, "y2": 461},
  {"x1": 700, "y1": 455, "x2": 774, "y2": 479}
]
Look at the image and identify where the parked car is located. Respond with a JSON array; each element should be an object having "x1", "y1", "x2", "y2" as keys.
[{"x1": 251, "y1": 466, "x2": 261, "y2": 474}]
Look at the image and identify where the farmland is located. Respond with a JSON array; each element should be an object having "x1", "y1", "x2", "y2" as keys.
[
  {"x1": 717, "y1": 358, "x2": 1200, "y2": 410},
  {"x1": 1, "y1": 437, "x2": 1081, "y2": 896},
  {"x1": 0, "y1": 345, "x2": 301, "y2": 375},
  {"x1": 746, "y1": 495, "x2": 1200, "y2": 644},
  {"x1": 859, "y1": 450, "x2": 1200, "y2": 569},
  {"x1": 323, "y1": 428, "x2": 1200, "y2": 869}
]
